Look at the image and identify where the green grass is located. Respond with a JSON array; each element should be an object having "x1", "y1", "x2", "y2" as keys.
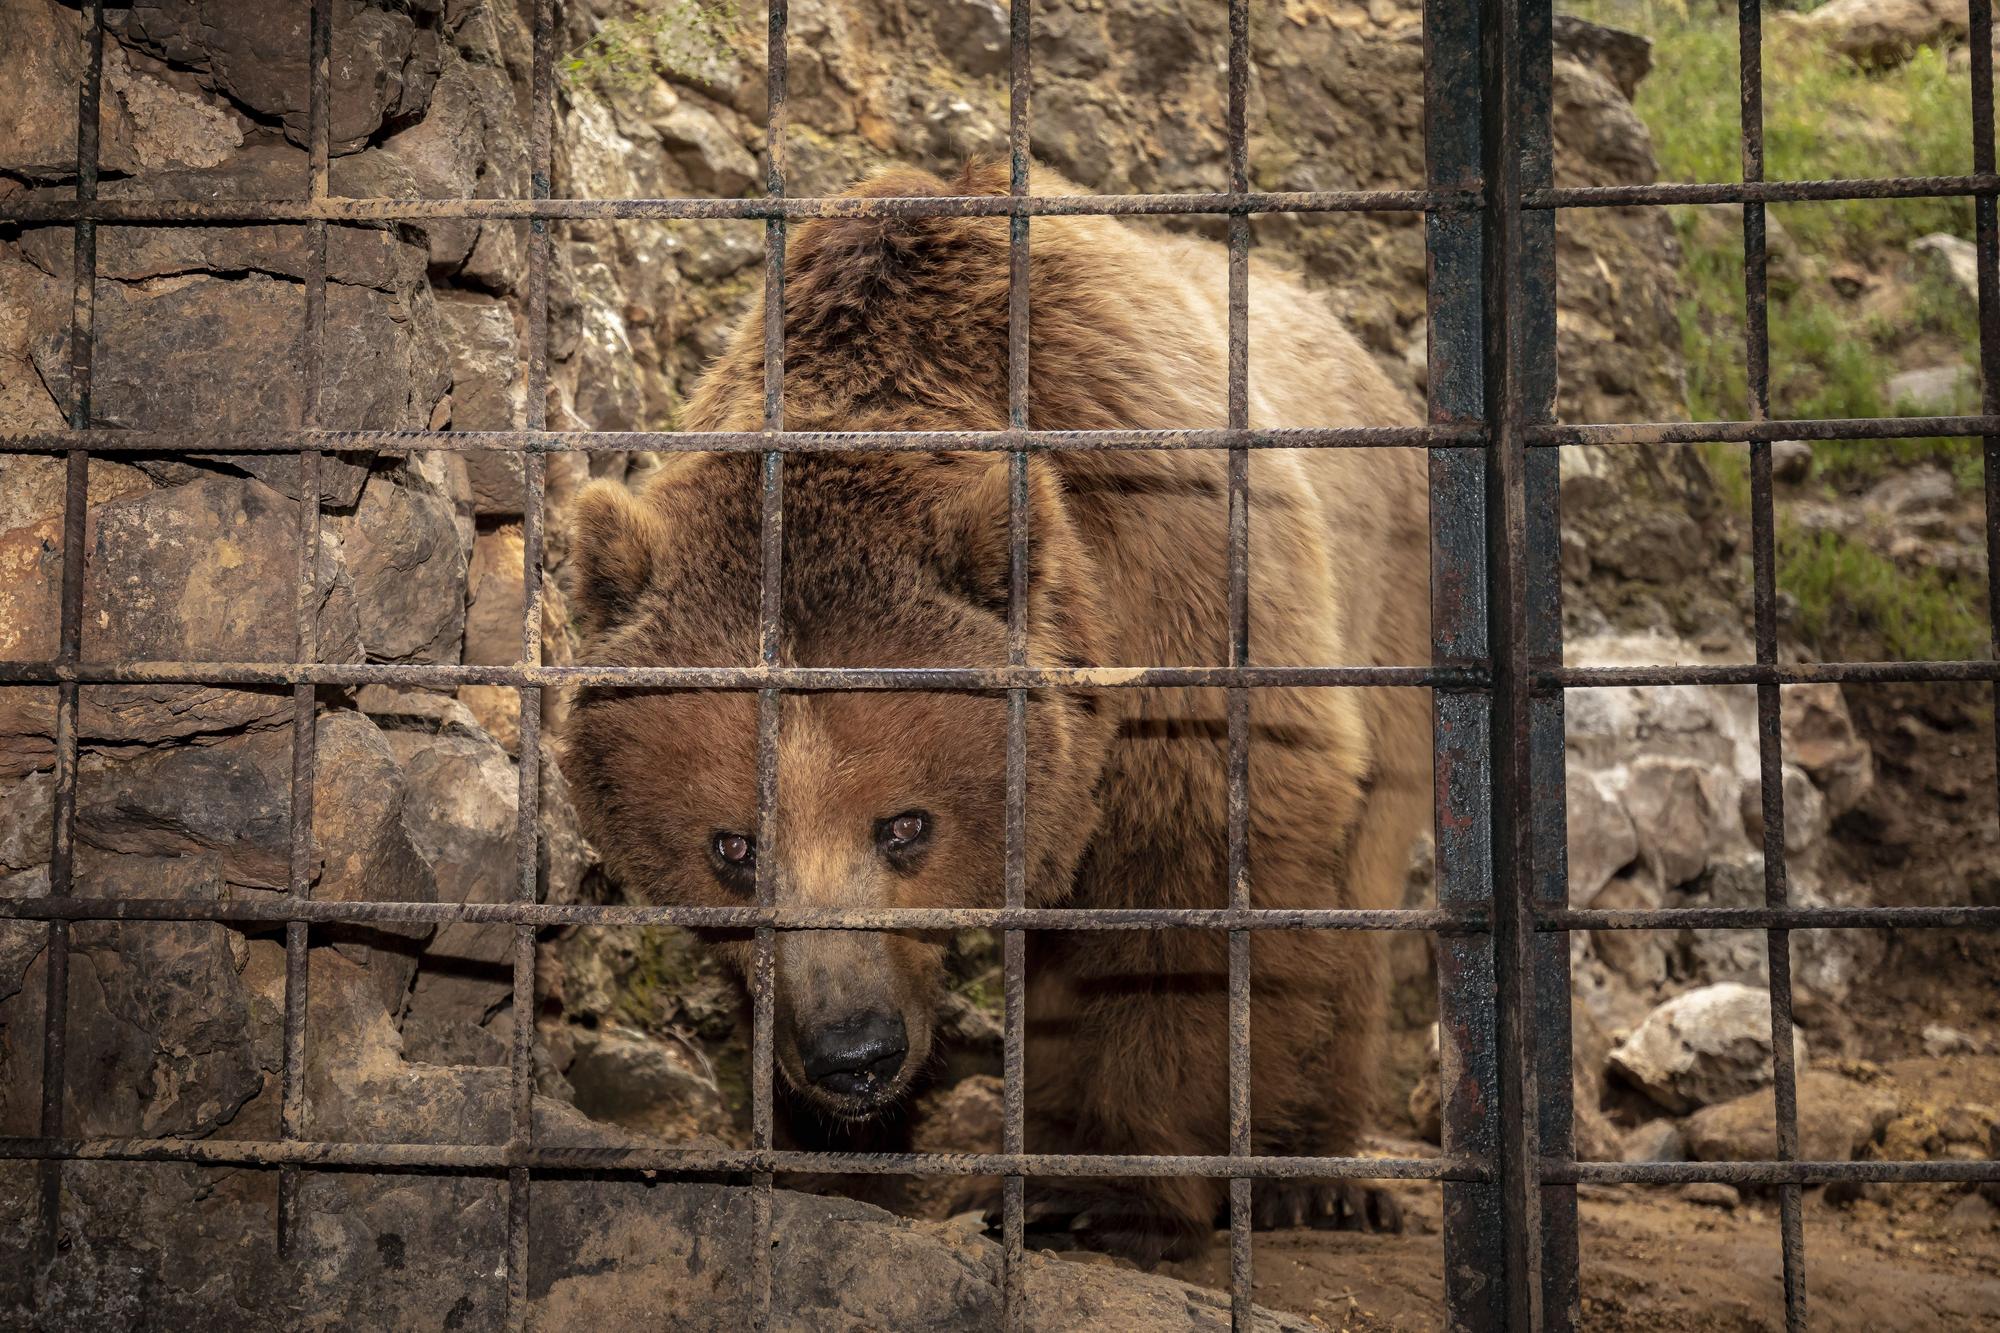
[
  {"x1": 1570, "y1": 0, "x2": 1987, "y2": 662},
  {"x1": 1779, "y1": 526, "x2": 1989, "y2": 663}
]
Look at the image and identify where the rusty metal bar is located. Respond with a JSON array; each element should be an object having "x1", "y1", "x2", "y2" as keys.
[
  {"x1": 0, "y1": 423, "x2": 1478, "y2": 455},
  {"x1": 1528, "y1": 174, "x2": 2000, "y2": 208},
  {"x1": 11, "y1": 895, "x2": 1998, "y2": 931},
  {"x1": 0, "y1": 1136, "x2": 1483, "y2": 1180},
  {"x1": 1734, "y1": 3, "x2": 1807, "y2": 1324},
  {"x1": 0, "y1": 661, "x2": 1476, "y2": 689},
  {"x1": 1550, "y1": 905, "x2": 2000, "y2": 930},
  {"x1": 0, "y1": 899, "x2": 1485, "y2": 930},
  {"x1": 36, "y1": 0, "x2": 105, "y2": 1274},
  {"x1": 1001, "y1": 1, "x2": 1032, "y2": 1326},
  {"x1": 1554, "y1": 1160, "x2": 2000, "y2": 1186},
  {"x1": 750, "y1": 4, "x2": 790, "y2": 1325},
  {"x1": 1224, "y1": 1, "x2": 1255, "y2": 1323},
  {"x1": 0, "y1": 188, "x2": 1457, "y2": 225},
  {"x1": 1974, "y1": 0, "x2": 2000, "y2": 1055},
  {"x1": 1532, "y1": 415, "x2": 2000, "y2": 446},
  {"x1": 1547, "y1": 660, "x2": 2000, "y2": 687},
  {"x1": 502, "y1": 3, "x2": 555, "y2": 1327},
  {"x1": 276, "y1": 0, "x2": 333, "y2": 1260}
]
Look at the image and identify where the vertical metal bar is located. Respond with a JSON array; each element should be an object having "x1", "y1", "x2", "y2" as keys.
[
  {"x1": 1425, "y1": 0, "x2": 1506, "y2": 1324},
  {"x1": 1223, "y1": 3, "x2": 1254, "y2": 1327},
  {"x1": 1736, "y1": 5, "x2": 1806, "y2": 1328},
  {"x1": 504, "y1": 2, "x2": 554, "y2": 1327},
  {"x1": 752, "y1": 5, "x2": 789, "y2": 1327},
  {"x1": 1481, "y1": 0, "x2": 1565, "y2": 1321},
  {"x1": 37, "y1": 0, "x2": 104, "y2": 1271},
  {"x1": 1971, "y1": 0, "x2": 2000, "y2": 908},
  {"x1": 1001, "y1": 1, "x2": 1032, "y2": 1328},
  {"x1": 277, "y1": 0, "x2": 331, "y2": 1258}
]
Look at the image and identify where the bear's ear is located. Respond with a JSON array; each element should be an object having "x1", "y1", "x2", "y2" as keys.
[
  {"x1": 925, "y1": 452, "x2": 1080, "y2": 622},
  {"x1": 568, "y1": 480, "x2": 672, "y2": 640}
]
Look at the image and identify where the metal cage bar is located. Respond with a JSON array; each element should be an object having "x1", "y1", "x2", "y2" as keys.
[
  {"x1": 9, "y1": 0, "x2": 2000, "y2": 1327},
  {"x1": 1223, "y1": 3, "x2": 1257, "y2": 1328},
  {"x1": 34, "y1": 0, "x2": 104, "y2": 1275},
  {"x1": 276, "y1": 0, "x2": 334, "y2": 1260},
  {"x1": 1001, "y1": 0, "x2": 1032, "y2": 1327}
]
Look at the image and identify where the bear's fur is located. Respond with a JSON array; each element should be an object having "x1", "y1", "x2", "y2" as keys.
[{"x1": 560, "y1": 161, "x2": 1430, "y2": 1261}]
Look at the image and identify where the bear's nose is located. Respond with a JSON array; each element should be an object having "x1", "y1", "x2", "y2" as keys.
[{"x1": 799, "y1": 1011, "x2": 908, "y2": 1096}]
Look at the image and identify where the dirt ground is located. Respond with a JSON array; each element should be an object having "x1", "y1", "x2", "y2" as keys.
[{"x1": 1135, "y1": 1150, "x2": 2000, "y2": 1330}]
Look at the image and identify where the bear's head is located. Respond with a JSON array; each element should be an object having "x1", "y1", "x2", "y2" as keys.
[{"x1": 561, "y1": 164, "x2": 1127, "y2": 1118}]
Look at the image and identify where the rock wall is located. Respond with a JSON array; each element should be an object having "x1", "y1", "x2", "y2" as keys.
[{"x1": 1, "y1": 0, "x2": 1723, "y2": 1324}]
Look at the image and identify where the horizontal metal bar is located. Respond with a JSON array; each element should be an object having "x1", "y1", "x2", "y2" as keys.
[
  {"x1": 1532, "y1": 416, "x2": 2000, "y2": 447},
  {"x1": 0, "y1": 660, "x2": 1480, "y2": 690},
  {"x1": 1527, "y1": 174, "x2": 1999, "y2": 209},
  {"x1": 0, "y1": 1136, "x2": 1486, "y2": 1182},
  {"x1": 1549, "y1": 906, "x2": 2000, "y2": 931},
  {"x1": 0, "y1": 188, "x2": 1466, "y2": 227},
  {"x1": 1543, "y1": 661, "x2": 2000, "y2": 689},
  {"x1": 1552, "y1": 1160, "x2": 2000, "y2": 1185},
  {"x1": 0, "y1": 897, "x2": 1485, "y2": 932},
  {"x1": 0, "y1": 424, "x2": 1481, "y2": 456}
]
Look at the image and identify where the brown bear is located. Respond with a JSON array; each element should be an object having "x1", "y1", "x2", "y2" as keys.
[{"x1": 560, "y1": 161, "x2": 1430, "y2": 1262}]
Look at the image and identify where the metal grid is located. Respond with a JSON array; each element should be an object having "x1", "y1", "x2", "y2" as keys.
[{"x1": 1, "y1": 1, "x2": 1998, "y2": 1330}]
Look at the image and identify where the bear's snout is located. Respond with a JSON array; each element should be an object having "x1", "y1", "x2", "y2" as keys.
[{"x1": 799, "y1": 1010, "x2": 909, "y2": 1097}]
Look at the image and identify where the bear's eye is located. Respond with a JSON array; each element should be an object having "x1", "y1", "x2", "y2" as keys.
[
  {"x1": 711, "y1": 831, "x2": 756, "y2": 892},
  {"x1": 876, "y1": 811, "x2": 931, "y2": 864}
]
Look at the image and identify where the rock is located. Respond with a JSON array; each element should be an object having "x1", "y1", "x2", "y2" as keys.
[
  {"x1": 1622, "y1": 755, "x2": 1735, "y2": 889},
  {"x1": 388, "y1": 727, "x2": 588, "y2": 1035},
  {"x1": 1609, "y1": 983, "x2": 1810, "y2": 1114},
  {"x1": 464, "y1": 525, "x2": 528, "y2": 666},
  {"x1": 1567, "y1": 771, "x2": 1638, "y2": 904},
  {"x1": 1682, "y1": 1070, "x2": 1897, "y2": 1163},
  {"x1": 1771, "y1": 440, "x2": 1814, "y2": 484},
  {"x1": 115, "y1": 1, "x2": 441, "y2": 154},
  {"x1": 915, "y1": 1075, "x2": 1004, "y2": 1155},
  {"x1": 1551, "y1": 14, "x2": 1653, "y2": 100},
  {"x1": 1924, "y1": 1023, "x2": 1981, "y2": 1057},
  {"x1": 334, "y1": 463, "x2": 468, "y2": 665},
  {"x1": 1887, "y1": 364, "x2": 1977, "y2": 414},
  {"x1": 1781, "y1": 684, "x2": 1874, "y2": 816},
  {"x1": 1675, "y1": 854, "x2": 1873, "y2": 1006},
  {"x1": 0, "y1": 0, "x2": 86, "y2": 178},
  {"x1": 34, "y1": 273, "x2": 449, "y2": 465},
  {"x1": 1803, "y1": 0, "x2": 1971, "y2": 68},
  {"x1": 566, "y1": 1026, "x2": 728, "y2": 1140},
  {"x1": 658, "y1": 101, "x2": 759, "y2": 197},
  {"x1": 1621, "y1": 1119, "x2": 1686, "y2": 1164},
  {"x1": 456, "y1": 684, "x2": 523, "y2": 754},
  {"x1": 1913, "y1": 233, "x2": 1979, "y2": 304},
  {"x1": 83, "y1": 474, "x2": 362, "y2": 667},
  {"x1": 1936, "y1": 1103, "x2": 1998, "y2": 1145},
  {"x1": 1679, "y1": 1182, "x2": 1740, "y2": 1210},
  {"x1": 438, "y1": 291, "x2": 527, "y2": 438},
  {"x1": 931, "y1": 0, "x2": 1013, "y2": 77}
]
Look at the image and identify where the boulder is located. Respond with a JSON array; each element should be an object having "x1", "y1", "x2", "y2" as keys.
[
  {"x1": 930, "y1": 0, "x2": 1013, "y2": 78},
  {"x1": 1913, "y1": 232, "x2": 1979, "y2": 304},
  {"x1": 1803, "y1": 0, "x2": 1971, "y2": 68},
  {"x1": 1551, "y1": 14, "x2": 1653, "y2": 100},
  {"x1": 1780, "y1": 683, "x2": 1875, "y2": 816},
  {"x1": 334, "y1": 463, "x2": 468, "y2": 665},
  {"x1": 1771, "y1": 440, "x2": 1814, "y2": 484},
  {"x1": 566, "y1": 1026, "x2": 729, "y2": 1141},
  {"x1": 1886, "y1": 364, "x2": 1977, "y2": 414},
  {"x1": 1608, "y1": 982, "x2": 1810, "y2": 1114},
  {"x1": 1682, "y1": 1070, "x2": 1897, "y2": 1163}
]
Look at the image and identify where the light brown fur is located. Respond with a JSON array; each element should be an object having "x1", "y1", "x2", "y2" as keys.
[{"x1": 560, "y1": 162, "x2": 1430, "y2": 1259}]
